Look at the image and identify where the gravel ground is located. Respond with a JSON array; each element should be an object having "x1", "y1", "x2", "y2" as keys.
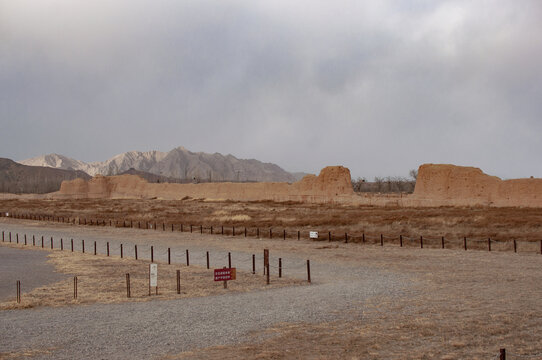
[
  {"x1": 0, "y1": 246, "x2": 69, "y2": 301},
  {"x1": 0, "y1": 221, "x2": 408, "y2": 359}
]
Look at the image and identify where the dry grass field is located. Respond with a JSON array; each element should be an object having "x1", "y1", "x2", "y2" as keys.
[
  {"x1": 0, "y1": 242, "x2": 299, "y2": 310},
  {"x1": 2, "y1": 198, "x2": 542, "y2": 243}
]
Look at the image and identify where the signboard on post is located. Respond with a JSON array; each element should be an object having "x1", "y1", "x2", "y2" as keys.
[
  {"x1": 309, "y1": 231, "x2": 319, "y2": 239},
  {"x1": 214, "y1": 268, "x2": 236, "y2": 281},
  {"x1": 149, "y1": 263, "x2": 158, "y2": 295}
]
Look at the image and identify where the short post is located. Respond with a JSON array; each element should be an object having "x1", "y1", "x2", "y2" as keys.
[
  {"x1": 228, "y1": 252, "x2": 232, "y2": 268},
  {"x1": 50, "y1": 236, "x2": 53, "y2": 249},
  {"x1": 223, "y1": 266, "x2": 228, "y2": 289},
  {"x1": 16, "y1": 233, "x2": 19, "y2": 244},
  {"x1": 514, "y1": 239, "x2": 517, "y2": 253},
  {"x1": 298, "y1": 231, "x2": 300, "y2": 240},
  {"x1": 200, "y1": 225, "x2": 203, "y2": 234},
  {"x1": 94, "y1": 241, "x2": 97, "y2": 255},
  {"x1": 283, "y1": 230, "x2": 286, "y2": 240},
  {"x1": 362, "y1": 233, "x2": 365, "y2": 243},
  {"x1": 60, "y1": 238, "x2": 63, "y2": 250},
  {"x1": 488, "y1": 238, "x2": 491, "y2": 252},
  {"x1": 168, "y1": 248, "x2": 171, "y2": 265},
  {"x1": 540, "y1": 239, "x2": 542, "y2": 255},
  {"x1": 266, "y1": 262, "x2": 270, "y2": 285},
  {"x1": 307, "y1": 260, "x2": 311, "y2": 283},
  {"x1": 400, "y1": 235, "x2": 403, "y2": 247},
  {"x1": 206, "y1": 251, "x2": 210, "y2": 269},
  {"x1": 233, "y1": 226, "x2": 235, "y2": 236},
  {"x1": 345, "y1": 232, "x2": 348, "y2": 243},
  {"x1": 107, "y1": 242, "x2": 110, "y2": 256},
  {"x1": 73, "y1": 276, "x2": 78, "y2": 299},
  {"x1": 16, "y1": 280, "x2": 21, "y2": 304},
  {"x1": 500, "y1": 348, "x2": 506, "y2": 360},
  {"x1": 9, "y1": 232, "x2": 11, "y2": 243},
  {"x1": 42, "y1": 236, "x2": 44, "y2": 248},
  {"x1": 126, "y1": 273, "x2": 131, "y2": 298},
  {"x1": 121, "y1": 244, "x2": 123, "y2": 258},
  {"x1": 252, "y1": 254, "x2": 255, "y2": 274},
  {"x1": 464, "y1": 237, "x2": 467, "y2": 251},
  {"x1": 135, "y1": 245, "x2": 138, "y2": 260},
  {"x1": 154, "y1": 222, "x2": 156, "y2": 231},
  {"x1": 221, "y1": 226, "x2": 224, "y2": 235},
  {"x1": 380, "y1": 234, "x2": 383, "y2": 246},
  {"x1": 1, "y1": 231, "x2": 3, "y2": 242},
  {"x1": 176, "y1": 270, "x2": 181, "y2": 294},
  {"x1": 420, "y1": 236, "x2": 423, "y2": 249},
  {"x1": 279, "y1": 258, "x2": 282, "y2": 278},
  {"x1": 24, "y1": 234, "x2": 27, "y2": 246},
  {"x1": 181, "y1": 224, "x2": 183, "y2": 232},
  {"x1": 186, "y1": 249, "x2": 189, "y2": 266},
  {"x1": 33, "y1": 235, "x2": 35, "y2": 246},
  {"x1": 441, "y1": 237, "x2": 445, "y2": 249},
  {"x1": 151, "y1": 246, "x2": 154, "y2": 262},
  {"x1": 190, "y1": 225, "x2": 193, "y2": 233},
  {"x1": 82, "y1": 239, "x2": 85, "y2": 253},
  {"x1": 71, "y1": 238, "x2": 73, "y2": 252},
  {"x1": 171, "y1": 224, "x2": 174, "y2": 232},
  {"x1": 269, "y1": 228, "x2": 272, "y2": 239},
  {"x1": 328, "y1": 231, "x2": 331, "y2": 242},
  {"x1": 257, "y1": 228, "x2": 260, "y2": 238},
  {"x1": 163, "y1": 223, "x2": 165, "y2": 231}
]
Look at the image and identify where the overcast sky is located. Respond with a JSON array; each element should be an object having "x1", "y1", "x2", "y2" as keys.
[{"x1": 1, "y1": 1, "x2": 541, "y2": 179}]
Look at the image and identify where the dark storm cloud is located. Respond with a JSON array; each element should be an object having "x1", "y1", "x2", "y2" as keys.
[{"x1": 1, "y1": 0, "x2": 542, "y2": 179}]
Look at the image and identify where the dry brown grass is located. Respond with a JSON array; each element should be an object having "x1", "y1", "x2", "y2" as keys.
[
  {"x1": 0, "y1": 242, "x2": 302, "y2": 310},
  {"x1": 3, "y1": 199, "x2": 542, "y2": 244}
]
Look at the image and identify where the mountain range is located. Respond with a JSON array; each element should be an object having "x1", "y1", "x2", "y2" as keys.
[{"x1": 19, "y1": 146, "x2": 302, "y2": 183}]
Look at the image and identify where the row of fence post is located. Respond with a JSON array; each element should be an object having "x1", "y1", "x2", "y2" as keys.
[{"x1": 3, "y1": 212, "x2": 542, "y2": 255}]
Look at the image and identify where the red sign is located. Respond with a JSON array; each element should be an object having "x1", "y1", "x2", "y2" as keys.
[{"x1": 214, "y1": 268, "x2": 236, "y2": 281}]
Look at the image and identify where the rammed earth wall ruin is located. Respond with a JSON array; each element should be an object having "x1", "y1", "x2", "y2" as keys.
[{"x1": 51, "y1": 164, "x2": 542, "y2": 208}]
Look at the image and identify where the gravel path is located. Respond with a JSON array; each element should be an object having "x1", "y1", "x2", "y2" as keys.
[
  {"x1": 0, "y1": 221, "x2": 409, "y2": 359},
  {"x1": 0, "y1": 246, "x2": 69, "y2": 301}
]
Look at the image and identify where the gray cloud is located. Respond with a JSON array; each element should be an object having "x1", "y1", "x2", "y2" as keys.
[{"x1": 1, "y1": 0, "x2": 542, "y2": 179}]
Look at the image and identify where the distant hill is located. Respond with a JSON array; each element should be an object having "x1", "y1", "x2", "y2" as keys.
[
  {"x1": 20, "y1": 146, "x2": 298, "y2": 182},
  {"x1": 0, "y1": 158, "x2": 91, "y2": 194}
]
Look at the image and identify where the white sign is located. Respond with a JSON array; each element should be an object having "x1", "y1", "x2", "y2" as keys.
[
  {"x1": 5, "y1": 213, "x2": 9, "y2": 217},
  {"x1": 149, "y1": 264, "x2": 158, "y2": 287},
  {"x1": 309, "y1": 231, "x2": 319, "y2": 239}
]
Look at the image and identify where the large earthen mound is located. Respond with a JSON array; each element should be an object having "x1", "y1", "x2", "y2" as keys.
[
  {"x1": 411, "y1": 164, "x2": 542, "y2": 207},
  {"x1": 57, "y1": 166, "x2": 354, "y2": 203}
]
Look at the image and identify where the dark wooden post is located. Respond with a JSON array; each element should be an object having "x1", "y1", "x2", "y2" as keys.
[
  {"x1": 233, "y1": 226, "x2": 235, "y2": 236},
  {"x1": 270, "y1": 228, "x2": 272, "y2": 239},
  {"x1": 400, "y1": 235, "x2": 403, "y2": 247},
  {"x1": 514, "y1": 239, "x2": 517, "y2": 253},
  {"x1": 362, "y1": 233, "x2": 365, "y2": 243},
  {"x1": 151, "y1": 246, "x2": 154, "y2": 262},
  {"x1": 228, "y1": 252, "x2": 232, "y2": 268},
  {"x1": 135, "y1": 245, "x2": 138, "y2": 260},
  {"x1": 221, "y1": 226, "x2": 224, "y2": 235},
  {"x1": 60, "y1": 238, "x2": 63, "y2": 250},
  {"x1": 307, "y1": 260, "x2": 311, "y2": 283},
  {"x1": 176, "y1": 270, "x2": 181, "y2": 294},
  {"x1": 245, "y1": 227, "x2": 247, "y2": 237},
  {"x1": 420, "y1": 236, "x2": 423, "y2": 249},
  {"x1": 279, "y1": 258, "x2": 282, "y2": 278},
  {"x1": 186, "y1": 249, "x2": 189, "y2": 266},
  {"x1": 171, "y1": 224, "x2": 174, "y2": 232},
  {"x1": 107, "y1": 242, "x2": 110, "y2": 256},
  {"x1": 82, "y1": 239, "x2": 85, "y2": 253},
  {"x1": 50, "y1": 237, "x2": 53, "y2": 249},
  {"x1": 284, "y1": 230, "x2": 286, "y2": 240},
  {"x1": 33, "y1": 235, "x2": 35, "y2": 246},
  {"x1": 121, "y1": 244, "x2": 123, "y2": 258},
  {"x1": 441, "y1": 236, "x2": 445, "y2": 249},
  {"x1": 94, "y1": 241, "x2": 97, "y2": 255},
  {"x1": 257, "y1": 228, "x2": 260, "y2": 238},
  {"x1": 16, "y1": 280, "x2": 21, "y2": 304},
  {"x1": 154, "y1": 222, "x2": 156, "y2": 231},
  {"x1": 252, "y1": 254, "x2": 255, "y2": 274},
  {"x1": 70, "y1": 238, "x2": 73, "y2": 251},
  {"x1": 345, "y1": 232, "x2": 348, "y2": 243},
  {"x1": 16, "y1": 233, "x2": 19, "y2": 244},
  {"x1": 200, "y1": 225, "x2": 203, "y2": 234},
  {"x1": 298, "y1": 231, "x2": 300, "y2": 240},
  {"x1": 328, "y1": 231, "x2": 331, "y2": 242},
  {"x1": 42, "y1": 236, "x2": 44, "y2": 248},
  {"x1": 380, "y1": 234, "x2": 383, "y2": 246},
  {"x1": 126, "y1": 274, "x2": 131, "y2": 298},
  {"x1": 500, "y1": 348, "x2": 506, "y2": 360},
  {"x1": 24, "y1": 234, "x2": 27, "y2": 246},
  {"x1": 464, "y1": 237, "x2": 467, "y2": 251},
  {"x1": 206, "y1": 251, "x2": 210, "y2": 269},
  {"x1": 190, "y1": 225, "x2": 193, "y2": 233},
  {"x1": 73, "y1": 276, "x2": 78, "y2": 299},
  {"x1": 488, "y1": 238, "x2": 491, "y2": 252},
  {"x1": 168, "y1": 248, "x2": 171, "y2": 264}
]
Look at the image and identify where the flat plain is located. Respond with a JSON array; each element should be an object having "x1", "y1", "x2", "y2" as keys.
[{"x1": 0, "y1": 199, "x2": 541, "y2": 359}]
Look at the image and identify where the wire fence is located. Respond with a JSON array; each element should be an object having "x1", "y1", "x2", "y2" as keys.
[{"x1": 2, "y1": 211, "x2": 542, "y2": 255}]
